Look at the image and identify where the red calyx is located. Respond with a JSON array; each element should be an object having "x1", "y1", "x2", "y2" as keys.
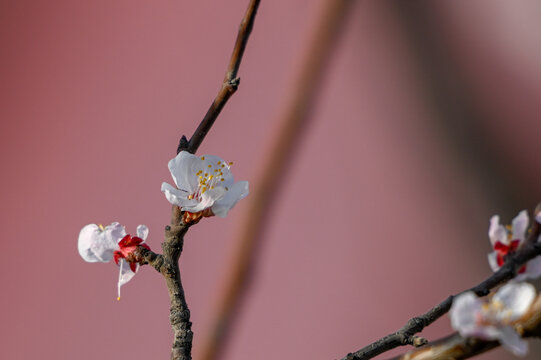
[
  {"x1": 494, "y1": 239, "x2": 525, "y2": 272},
  {"x1": 113, "y1": 234, "x2": 151, "y2": 272}
]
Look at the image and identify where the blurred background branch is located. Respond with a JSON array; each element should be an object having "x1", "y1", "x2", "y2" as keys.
[
  {"x1": 389, "y1": 1, "x2": 527, "y2": 216},
  {"x1": 199, "y1": 1, "x2": 356, "y2": 359}
]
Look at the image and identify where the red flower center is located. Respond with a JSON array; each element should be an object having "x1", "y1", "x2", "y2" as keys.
[{"x1": 113, "y1": 235, "x2": 150, "y2": 272}]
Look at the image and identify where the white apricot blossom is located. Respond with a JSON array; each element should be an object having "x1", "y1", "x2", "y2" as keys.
[
  {"x1": 450, "y1": 282, "x2": 536, "y2": 356},
  {"x1": 161, "y1": 151, "x2": 249, "y2": 218},
  {"x1": 78, "y1": 222, "x2": 150, "y2": 299},
  {"x1": 488, "y1": 210, "x2": 541, "y2": 280}
]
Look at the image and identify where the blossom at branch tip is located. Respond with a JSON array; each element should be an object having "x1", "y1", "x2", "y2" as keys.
[
  {"x1": 488, "y1": 210, "x2": 541, "y2": 281},
  {"x1": 78, "y1": 222, "x2": 150, "y2": 300},
  {"x1": 161, "y1": 151, "x2": 249, "y2": 222},
  {"x1": 450, "y1": 282, "x2": 536, "y2": 356}
]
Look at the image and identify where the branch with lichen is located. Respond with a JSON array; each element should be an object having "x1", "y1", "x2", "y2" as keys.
[
  {"x1": 342, "y1": 204, "x2": 541, "y2": 360},
  {"x1": 134, "y1": 207, "x2": 193, "y2": 360},
  {"x1": 136, "y1": 1, "x2": 260, "y2": 359}
]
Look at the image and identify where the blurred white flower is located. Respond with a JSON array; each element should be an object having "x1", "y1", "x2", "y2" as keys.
[
  {"x1": 161, "y1": 151, "x2": 249, "y2": 220},
  {"x1": 78, "y1": 222, "x2": 150, "y2": 299},
  {"x1": 450, "y1": 282, "x2": 536, "y2": 357},
  {"x1": 488, "y1": 210, "x2": 541, "y2": 280}
]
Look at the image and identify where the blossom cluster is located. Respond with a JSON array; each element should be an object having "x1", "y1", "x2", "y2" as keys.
[
  {"x1": 450, "y1": 210, "x2": 541, "y2": 356},
  {"x1": 78, "y1": 149, "x2": 541, "y2": 358},
  {"x1": 78, "y1": 151, "x2": 249, "y2": 298}
]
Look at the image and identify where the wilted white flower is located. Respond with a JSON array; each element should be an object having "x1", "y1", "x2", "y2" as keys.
[
  {"x1": 161, "y1": 151, "x2": 249, "y2": 220},
  {"x1": 488, "y1": 210, "x2": 541, "y2": 280},
  {"x1": 450, "y1": 282, "x2": 536, "y2": 356},
  {"x1": 78, "y1": 222, "x2": 150, "y2": 299}
]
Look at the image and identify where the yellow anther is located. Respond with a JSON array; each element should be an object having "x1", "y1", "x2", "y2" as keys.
[
  {"x1": 98, "y1": 224, "x2": 105, "y2": 231},
  {"x1": 202, "y1": 187, "x2": 207, "y2": 194},
  {"x1": 228, "y1": 162, "x2": 233, "y2": 165},
  {"x1": 188, "y1": 195, "x2": 193, "y2": 200},
  {"x1": 208, "y1": 164, "x2": 212, "y2": 168},
  {"x1": 117, "y1": 297, "x2": 121, "y2": 301},
  {"x1": 201, "y1": 156, "x2": 205, "y2": 160},
  {"x1": 221, "y1": 178, "x2": 225, "y2": 182},
  {"x1": 217, "y1": 161, "x2": 221, "y2": 165},
  {"x1": 221, "y1": 164, "x2": 225, "y2": 168},
  {"x1": 492, "y1": 300, "x2": 504, "y2": 310},
  {"x1": 211, "y1": 186, "x2": 214, "y2": 189}
]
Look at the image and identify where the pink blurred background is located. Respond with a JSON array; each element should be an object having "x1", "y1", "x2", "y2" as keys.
[{"x1": 1, "y1": 1, "x2": 541, "y2": 359}]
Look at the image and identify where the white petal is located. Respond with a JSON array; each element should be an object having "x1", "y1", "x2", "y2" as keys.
[
  {"x1": 494, "y1": 282, "x2": 536, "y2": 320},
  {"x1": 523, "y1": 257, "x2": 541, "y2": 280},
  {"x1": 117, "y1": 259, "x2": 137, "y2": 300},
  {"x1": 136, "y1": 224, "x2": 149, "y2": 241},
  {"x1": 450, "y1": 292, "x2": 483, "y2": 335},
  {"x1": 168, "y1": 151, "x2": 199, "y2": 191},
  {"x1": 489, "y1": 215, "x2": 508, "y2": 246},
  {"x1": 475, "y1": 325, "x2": 503, "y2": 340},
  {"x1": 512, "y1": 210, "x2": 529, "y2": 242},
  {"x1": 182, "y1": 187, "x2": 225, "y2": 213},
  {"x1": 212, "y1": 181, "x2": 249, "y2": 217},
  {"x1": 105, "y1": 222, "x2": 127, "y2": 243},
  {"x1": 536, "y1": 213, "x2": 541, "y2": 225},
  {"x1": 488, "y1": 252, "x2": 500, "y2": 272},
  {"x1": 161, "y1": 182, "x2": 197, "y2": 208},
  {"x1": 78, "y1": 224, "x2": 118, "y2": 263},
  {"x1": 498, "y1": 326, "x2": 529, "y2": 357}
]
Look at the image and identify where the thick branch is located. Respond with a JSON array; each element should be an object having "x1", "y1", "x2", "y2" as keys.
[
  {"x1": 389, "y1": 294, "x2": 541, "y2": 360},
  {"x1": 163, "y1": 221, "x2": 192, "y2": 360},
  {"x1": 342, "y1": 205, "x2": 541, "y2": 360},
  {"x1": 134, "y1": 247, "x2": 164, "y2": 273},
  {"x1": 136, "y1": 214, "x2": 192, "y2": 360},
  {"x1": 162, "y1": 2, "x2": 262, "y2": 358},
  {"x1": 183, "y1": 0, "x2": 261, "y2": 154}
]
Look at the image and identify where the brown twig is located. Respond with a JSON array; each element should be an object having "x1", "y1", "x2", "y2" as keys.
[
  {"x1": 198, "y1": 1, "x2": 355, "y2": 360},
  {"x1": 142, "y1": 2, "x2": 262, "y2": 359},
  {"x1": 342, "y1": 205, "x2": 541, "y2": 360},
  {"x1": 180, "y1": 0, "x2": 261, "y2": 155},
  {"x1": 388, "y1": 294, "x2": 541, "y2": 360}
]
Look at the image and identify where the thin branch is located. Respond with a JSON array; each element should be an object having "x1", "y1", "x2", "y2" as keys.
[
  {"x1": 198, "y1": 1, "x2": 355, "y2": 360},
  {"x1": 342, "y1": 204, "x2": 541, "y2": 360},
  {"x1": 389, "y1": 294, "x2": 541, "y2": 360},
  {"x1": 182, "y1": 0, "x2": 261, "y2": 154}
]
